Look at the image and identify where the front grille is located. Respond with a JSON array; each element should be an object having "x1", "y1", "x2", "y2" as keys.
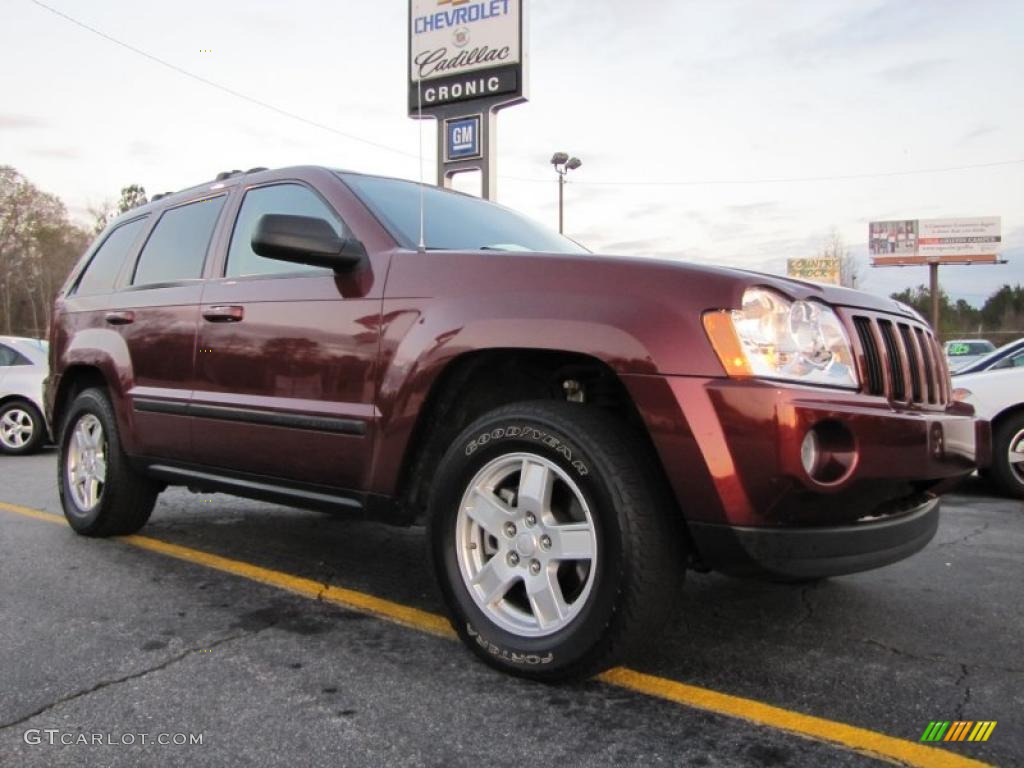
[{"x1": 848, "y1": 313, "x2": 948, "y2": 406}]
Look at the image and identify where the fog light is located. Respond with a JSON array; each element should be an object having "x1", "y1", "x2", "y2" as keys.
[{"x1": 800, "y1": 430, "x2": 820, "y2": 475}]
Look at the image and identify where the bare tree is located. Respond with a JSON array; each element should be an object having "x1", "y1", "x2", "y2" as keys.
[
  {"x1": 818, "y1": 227, "x2": 863, "y2": 289},
  {"x1": 0, "y1": 166, "x2": 89, "y2": 337},
  {"x1": 90, "y1": 183, "x2": 148, "y2": 235}
]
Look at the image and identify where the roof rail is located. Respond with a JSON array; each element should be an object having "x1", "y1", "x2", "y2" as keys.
[
  {"x1": 150, "y1": 191, "x2": 174, "y2": 201},
  {"x1": 246, "y1": 167, "x2": 268, "y2": 174}
]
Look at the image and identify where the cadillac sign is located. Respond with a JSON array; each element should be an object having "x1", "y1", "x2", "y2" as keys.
[{"x1": 409, "y1": 0, "x2": 527, "y2": 113}]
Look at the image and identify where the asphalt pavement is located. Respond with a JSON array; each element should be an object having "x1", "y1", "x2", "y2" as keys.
[{"x1": 1, "y1": 447, "x2": 1020, "y2": 767}]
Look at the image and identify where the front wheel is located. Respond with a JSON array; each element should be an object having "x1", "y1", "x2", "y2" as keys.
[
  {"x1": 428, "y1": 401, "x2": 683, "y2": 681},
  {"x1": 58, "y1": 388, "x2": 159, "y2": 536}
]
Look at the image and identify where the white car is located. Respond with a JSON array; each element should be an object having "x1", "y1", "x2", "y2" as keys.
[
  {"x1": 952, "y1": 366, "x2": 1024, "y2": 498},
  {"x1": 0, "y1": 336, "x2": 50, "y2": 455}
]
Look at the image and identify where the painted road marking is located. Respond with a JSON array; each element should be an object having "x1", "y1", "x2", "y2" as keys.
[{"x1": 0, "y1": 501, "x2": 992, "y2": 768}]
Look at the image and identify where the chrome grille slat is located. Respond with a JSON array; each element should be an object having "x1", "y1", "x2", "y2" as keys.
[{"x1": 849, "y1": 313, "x2": 948, "y2": 407}]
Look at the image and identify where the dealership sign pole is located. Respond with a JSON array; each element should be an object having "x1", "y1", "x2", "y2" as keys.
[
  {"x1": 868, "y1": 217, "x2": 1004, "y2": 333},
  {"x1": 409, "y1": 0, "x2": 528, "y2": 200}
]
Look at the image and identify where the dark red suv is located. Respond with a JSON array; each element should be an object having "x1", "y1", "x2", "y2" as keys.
[{"x1": 47, "y1": 166, "x2": 988, "y2": 680}]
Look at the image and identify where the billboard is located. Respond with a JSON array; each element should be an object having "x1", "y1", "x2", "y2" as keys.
[
  {"x1": 787, "y1": 257, "x2": 840, "y2": 285},
  {"x1": 869, "y1": 217, "x2": 1001, "y2": 266},
  {"x1": 409, "y1": 0, "x2": 526, "y2": 113}
]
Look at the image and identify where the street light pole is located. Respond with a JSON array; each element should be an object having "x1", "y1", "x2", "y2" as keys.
[{"x1": 550, "y1": 152, "x2": 581, "y2": 235}]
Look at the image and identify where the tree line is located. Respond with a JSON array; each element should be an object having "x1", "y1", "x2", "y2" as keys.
[
  {"x1": 0, "y1": 167, "x2": 146, "y2": 338},
  {"x1": 890, "y1": 284, "x2": 1024, "y2": 341}
]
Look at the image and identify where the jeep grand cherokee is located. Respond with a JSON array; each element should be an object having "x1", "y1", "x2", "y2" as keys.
[{"x1": 46, "y1": 166, "x2": 989, "y2": 680}]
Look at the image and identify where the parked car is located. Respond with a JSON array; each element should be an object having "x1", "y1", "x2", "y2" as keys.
[
  {"x1": 944, "y1": 339, "x2": 996, "y2": 372},
  {"x1": 952, "y1": 337, "x2": 1024, "y2": 375},
  {"x1": 46, "y1": 166, "x2": 987, "y2": 681},
  {"x1": 953, "y1": 368, "x2": 1024, "y2": 498},
  {"x1": 0, "y1": 336, "x2": 50, "y2": 455}
]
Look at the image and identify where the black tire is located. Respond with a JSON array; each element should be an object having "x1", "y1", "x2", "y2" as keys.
[
  {"x1": 58, "y1": 388, "x2": 159, "y2": 536},
  {"x1": 990, "y1": 412, "x2": 1024, "y2": 499},
  {"x1": 428, "y1": 401, "x2": 684, "y2": 681},
  {"x1": 0, "y1": 399, "x2": 47, "y2": 455}
]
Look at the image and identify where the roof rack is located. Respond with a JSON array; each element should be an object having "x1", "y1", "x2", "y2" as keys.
[
  {"x1": 150, "y1": 191, "x2": 174, "y2": 201},
  {"x1": 214, "y1": 167, "x2": 268, "y2": 182}
]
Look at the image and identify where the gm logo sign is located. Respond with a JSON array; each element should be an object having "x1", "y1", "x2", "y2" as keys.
[{"x1": 445, "y1": 115, "x2": 482, "y2": 161}]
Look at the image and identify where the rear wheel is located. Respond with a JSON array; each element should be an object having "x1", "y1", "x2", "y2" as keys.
[
  {"x1": 0, "y1": 400, "x2": 46, "y2": 455},
  {"x1": 428, "y1": 401, "x2": 683, "y2": 681},
  {"x1": 58, "y1": 388, "x2": 159, "y2": 536},
  {"x1": 991, "y1": 413, "x2": 1024, "y2": 499}
]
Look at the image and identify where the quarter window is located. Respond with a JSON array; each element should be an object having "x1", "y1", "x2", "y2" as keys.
[
  {"x1": 226, "y1": 184, "x2": 342, "y2": 278},
  {"x1": 75, "y1": 217, "x2": 148, "y2": 295},
  {"x1": 132, "y1": 196, "x2": 226, "y2": 286}
]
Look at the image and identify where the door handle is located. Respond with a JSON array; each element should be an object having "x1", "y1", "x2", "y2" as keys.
[
  {"x1": 202, "y1": 305, "x2": 244, "y2": 323},
  {"x1": 104, "y1": 310, "x2": 135, "y2": 325}
]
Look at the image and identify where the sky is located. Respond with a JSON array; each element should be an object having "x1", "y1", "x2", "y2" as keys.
[{"x1": 2, "y1": 0, "x2": 1023, "y2": 306}]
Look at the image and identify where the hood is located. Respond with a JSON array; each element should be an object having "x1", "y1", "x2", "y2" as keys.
[{"x1": 577, "y1": 251, "x2": 922, "y2": 319}]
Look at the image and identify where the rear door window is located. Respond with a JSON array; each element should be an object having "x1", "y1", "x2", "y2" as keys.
[
  {"x1": 132, "y1": 196, "x2": 226, "y2": 286},
  {"x1": 0, "y1": 344, "x2": 30, "y2": 367},
  {"x1": 74, "y1": 217, "x2": 148, "y2": 295}
]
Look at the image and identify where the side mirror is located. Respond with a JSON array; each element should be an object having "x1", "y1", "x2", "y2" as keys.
[{"x1": 251, "y1": 214, "x2": 365, "y2": 272}]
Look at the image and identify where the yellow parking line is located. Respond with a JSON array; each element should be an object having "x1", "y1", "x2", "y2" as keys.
[{"x1": 0, "y1": 501, "x2": 992, "y2": 768}]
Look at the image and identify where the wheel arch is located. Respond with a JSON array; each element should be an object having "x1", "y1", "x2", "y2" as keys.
[
  {"x1": 52, "y1": 364, "x2": 116, "y2": 441},
  {"x1": 383, "y1": 347, "x2": 683, "y2": 530},
  {"x1": 991, "y1": 401, "x2": 1024, "y2": 430}
]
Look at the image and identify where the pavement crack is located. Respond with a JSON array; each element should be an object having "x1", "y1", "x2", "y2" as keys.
[
  {"x1": 937, "y1": 522, "x2": 990, "y2": 548},
  {"x1": 316, "y1": 568, "x2": 337, "y2": 601},
  {"x1": 0, "y1": 630, "x2": 254, "y2": 732},
  {"x1": 864, "y1": 639, "x2": 1024, "y2": 675},
  {"x1": 864, "y1": 638, "x2": 942, "y2": 664},
  {"x1": 791, "y1": 583, "x2": 817, "y2": 628},
  {"x1": 954, "y1": 664, "x2": 971, "y2": 720}
]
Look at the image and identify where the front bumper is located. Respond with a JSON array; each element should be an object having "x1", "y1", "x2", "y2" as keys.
[
  {"x1": 622, "y1": 375, "x2": 990, "y2": 576},
  {"x1": 689, "y1": 495, "x2": 940, "y2": 579}
]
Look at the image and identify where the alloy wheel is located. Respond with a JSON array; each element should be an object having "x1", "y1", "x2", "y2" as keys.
[
  {"x1": 0, "y1": 408, "x2": 34, "y2": 449},
  {"x1": 455, "y1": 452, "x2": 598, "y2": 638},
  {"x1": 66, "y1": 414, "x2": 108, "y2": 512}
]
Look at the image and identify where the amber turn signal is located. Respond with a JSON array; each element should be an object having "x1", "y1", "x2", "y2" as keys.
[{"x1": 702, "y1": 311, "x2": 753, "y2": 377}]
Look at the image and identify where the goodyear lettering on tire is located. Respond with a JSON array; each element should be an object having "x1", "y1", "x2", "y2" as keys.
[{"x1": 464, "y1": 424, "x2": 589, "y2": 477}]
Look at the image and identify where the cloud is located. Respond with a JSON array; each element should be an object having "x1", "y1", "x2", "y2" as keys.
[
  {"x1": 0, "y1": 113, "x2": 45, "y2": 130},
  {"x1": 876, "y1": 58, "x2": 952, "y2": 83},
  {"x1": 958, "y1": 124, "x2": 998, "y2": 144},
  {"x1": 725, "y1": 201, "x2": 780, "y2": 216},
  {"x1": 29, "y1": 146, "x2": 80, "y2": 159},
  {"x1": 130, "y1": 140, "x2": 160, "y2": 158},
  {"x1": 772, "y1": 0, "x2": 963, "y2": 65},
  {"x1": 597, "y1": 237, "x2": 672, "y2": 254}
]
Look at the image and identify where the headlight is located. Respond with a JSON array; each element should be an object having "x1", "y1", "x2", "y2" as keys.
[
  {"x1": 951, "y1": 387, "x2": 972, "y2": 402},
  {"x1": 703, "y1": 287, "x2": 859, "y2": 389}
]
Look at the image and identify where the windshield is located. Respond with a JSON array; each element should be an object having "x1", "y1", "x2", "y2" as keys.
[
  {"x1": 945, "y1": 341, "x2": 995, "y2": 357},
  {"x1": 339, "y1": 173, "x2": 588, "y2": 254}
]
